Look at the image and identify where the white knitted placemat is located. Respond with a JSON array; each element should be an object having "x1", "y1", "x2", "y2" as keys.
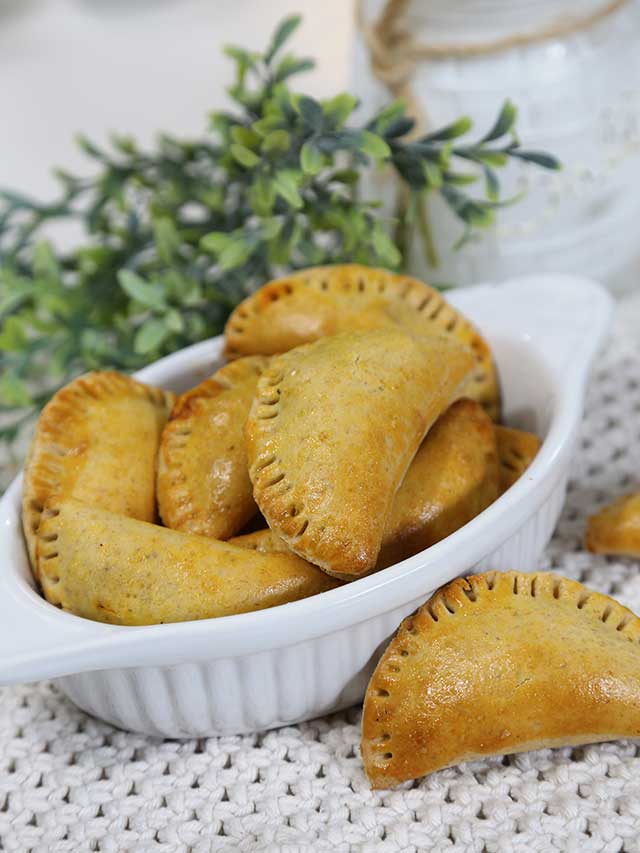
[{"x1": 2, "y1": 296, "x2": 640, "y2": 853}]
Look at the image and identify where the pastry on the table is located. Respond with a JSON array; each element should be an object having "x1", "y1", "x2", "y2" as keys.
[
  {"x1": 586, "y1": 493, "x2": 640, "y2": 557},
  {"x1": 22, "y1": 371, "x2": 174, "y2": 577},
  {"x1": 246, "y1": 328, "x2": 475, "y2": 579},
  {"x1": 224, "y1": 264, "x2": 500, "y2": 420},
  {"x1": 36, "y1": 499, "x2": 339, "y2": 624},
  {"x1": 362, "y1": 571, "x2": 640, "y2": 788},
  {"x1": 378, "y1": 399, "x2": 500, "y2": 568},
  {"x1": 157, "y1": 356, "x2": 267, "y2": 539},
  {"x1": 495, "y1": 425, "x2": 541, "y2": 492}
]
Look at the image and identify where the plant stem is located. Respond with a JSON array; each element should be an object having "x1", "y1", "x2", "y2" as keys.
[
  {"x1": 416, "y1": 193, "x2": 439, "y2": 269},
  {"x1": 393, "y1": 182, "x2": 410, "y2": 270}
]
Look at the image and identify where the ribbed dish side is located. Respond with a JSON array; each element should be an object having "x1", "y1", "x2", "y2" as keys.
[
  {"x1": 475, "y1": 474, "x2": 568, "y2": 573},
  {"x1": 56, "y1": 604, "x2": 416, "y2": 738},
  {"x1": 56, "y1": 476, "x2": 566, "y2": 738}
]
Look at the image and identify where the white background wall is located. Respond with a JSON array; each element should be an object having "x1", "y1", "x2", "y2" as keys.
[{"x1": 0, "y1": 0, "x2": 353, "y2": 200}]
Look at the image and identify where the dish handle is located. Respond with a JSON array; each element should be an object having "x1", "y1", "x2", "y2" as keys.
[
  {"x1": 450, "y1": 274, "x2": 614, "y2": 382},
  {"x1": 0, "y1": 478, "x2": 116, "y2": 685}
]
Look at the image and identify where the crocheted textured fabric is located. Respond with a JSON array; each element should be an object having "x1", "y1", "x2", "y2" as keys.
[{"x1": 1, "y1": 299, "x2": 640, "y2": 853}]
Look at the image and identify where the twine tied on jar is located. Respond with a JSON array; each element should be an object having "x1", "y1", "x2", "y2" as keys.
[{"x1": 357, "y1": 0, "x2": 630, "y2": 131}]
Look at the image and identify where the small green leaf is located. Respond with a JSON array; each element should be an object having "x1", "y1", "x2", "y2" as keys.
[
  {"x1": 262, "y1": 130, "x2": 291, "y2": 153},
  {"x1": 252, "y1": 115, "x2": 283, "y2": 137},
  {"x1": 421, "y1": 117, "x2": 473, "y2": 143},
  {"x1": 134, "y1": 317, "x2": 170, "y2": 355},
  {"x1": 118, "y1": 270, "x2": 167, "y2": 312},
  {"x1": 273, "y1": 55, "x2": 315, "y2": 83},
  {"x1": 218, "y1": 239, "x2": 254, "y2": 271},
  {"x1": 249, "y1": 175, "x2": 276, "y2": 216},
  {"x1": 323, "y1": 93, "x2": 358, "y2": 127},
  {"x1": 153, "y1": 217, "x2": 181, "y2": 264},
  {"x1": 483, "y1": 167, "x2": 500, "y2": 201},
  {"x1": 230, "y1": 144, "x2": 260, "y2": 168},
  {"x1": 265, "y1": 15, "x2": 301, "y2": 64},
  {"x1": 273, "y1": 170, "x2": 304, "y2": 209},
  {"x1": 359, "y1": 131, "x2": 391, "y2": 162},
  {"x1": 443, "y1": 171, "x2": 478, "y2": 187},
  {"x1": 297, "y1": 96, "x2": 324, "y2": 131},
  {"x1": 165, "y1": 309, "x2": 185, "y2": 333},
  {"x1": 381, "y1": 116, "x2": 415, "y2": 139},
  {"x1": 231, "y1": 126, "x2": 260, "y2": 148},
  {"x1": 510, "y1": 149, "x2": 561, "y2": 169},
  {"x1": 479, "y1": 100, "x2": 517, "y2": 143},
  {"x1": 75, "y1": 134, "x2": 105, "y2": 159},
  {"x1": 423, "y1": 160, "x2": 443, "y2": 189},
  {"x1": 300, "y1": 142, "x2": 324, "y2": 175},
  {"x1": 259, "y1": 218, "x2": 283, "y2": 240},
  {"x1": 0, "y1": 316, "x2": 27, "y2": 351},
  {"x1": 110, "y1": 133, "x2": 137, "y2": 155},
  {"x1": 471, "y1": 150, "x2": 508, "y2": 168},
  {"x1": 438, "y1": 141, "x2": 453, "y2": 171},
  {"x1": 369, "y1": 98, "x2": 406, "y2": 135},
  {"x1": 223, "y1": 46, "x2": 257, "y2": 69},
  {"x1": 371, "y1": 225, "x2": 401, "y2": 268},
  {"x1": 441, "y1": 186, "x2": 495, "y2": 228},
  {"x1": 200, "y1": 232, "x2": 234, "y2": 255}
]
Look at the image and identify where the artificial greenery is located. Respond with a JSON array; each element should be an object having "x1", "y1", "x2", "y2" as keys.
[{"x1": 0, "y1": 14, "x2": 559, "y2": 454}]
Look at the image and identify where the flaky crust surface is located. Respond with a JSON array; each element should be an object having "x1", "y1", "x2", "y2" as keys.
[
  {"x1": 157, "y1": 357, "x2": 267, "y2": 539},
  {"x1": 224, "y1": 265, "x2": 500, "y2": 420},
  {"x1": 246, "y1": 328, "x2": 474, "y2": 578},
  {"x1": 22, "y1": 371, "x2": 174, "y2": 577},
  {"x1": 378, "y1": 399, "x2": 500, "y2": 568},
  {"x1": 36, "y1": 499, "x2": 339, "y2": 625},
  {"x1": 362, "y1": 571, "x2": 640, "y2": 788},
  {"x1": 495, "y1": 425, "x2": 541, "y2": 493},
  {"x1": 586, "y1": 493, "x2": 640, "y2": 556}
]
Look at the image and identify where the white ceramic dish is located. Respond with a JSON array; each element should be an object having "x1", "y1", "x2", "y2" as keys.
[{"x1": 0, "y1": 274, "x2": 613, "y2": 737}]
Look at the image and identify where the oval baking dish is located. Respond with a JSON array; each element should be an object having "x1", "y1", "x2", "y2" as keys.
[{"x1": 0, "y1": 274, "x2": 613, "y2": 737}]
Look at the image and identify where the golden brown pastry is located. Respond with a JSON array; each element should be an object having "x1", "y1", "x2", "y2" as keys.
[
  {"x1": 378, "y1": 399, "x2": 500, "y2": 568},
  {"x1": 495, "y1": 425, "x2": 541, "y2": 493},
  {"x1": 36, "y1": 499, "x2": 339, "y2": 625},
  {"x1": 586, "y1": 493, "x2": 640, "y2": 557},
  {"x1": 246, "y1": 328, "x2": 475, "y2": 579},
  {"x1": 362, "y1": 571, "x2": 640, "y2": 789},
  {"x1": 235, "y1": 400, "x2": 499, "y2": 569},
  {"x1": 157, "y1": 357, "x2": 267, "y2": 539},
  {"x1": 224, "y1": 264, "x2": 500, "y2": 420},
  {"x1": 22, "y1": 371, "x2": 174, "y2": 577}
]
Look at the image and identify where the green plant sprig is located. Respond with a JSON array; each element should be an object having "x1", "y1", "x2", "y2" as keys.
[{"x1": 0, "y1": 14, "x2": 559, "y2": 467}]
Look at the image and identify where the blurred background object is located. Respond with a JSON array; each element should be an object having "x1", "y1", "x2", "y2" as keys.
[
  {"x1": 355, "y1": 0, "x2": 640, "y2": 292},
  {"x1": 0, "y1": 0, "x2": 352, "y2": 202}
]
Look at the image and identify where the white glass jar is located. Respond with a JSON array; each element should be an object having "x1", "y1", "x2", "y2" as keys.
[{"x1": 354, "y1": 0, "x2": 640, "y2": 291}]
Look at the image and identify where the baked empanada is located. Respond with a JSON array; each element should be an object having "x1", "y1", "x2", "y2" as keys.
[
  {"x1": 246, "y1": 328, "x2": 475, "y2": 579},
  {"x1": 22, "y1": 371, "x2": 174, "y2": 576},
  {"x1": 495, "y1": 425, "x2": 541, "y2": 493},
  {"x1": 362, "y1": 571, "x2": 640, "y2": 788},
  {"x1": 235, "y1": 400, "x2": 499, "y2": 569},
  {"x1": 36, "y1": 499, "x2": 339, "y2": 624},
  {"x1": 225, "y1": 265, "x2": 500, "y2": 420},
  {"x1": 157, "y1": 356, "x2": 267, "y2": 539},
  {"x1": 378, "y1": 399, "x2": 500, "y2": 568},
  {"x1": 586, "y1": 493, "x2": 640, "y2": 557}
]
